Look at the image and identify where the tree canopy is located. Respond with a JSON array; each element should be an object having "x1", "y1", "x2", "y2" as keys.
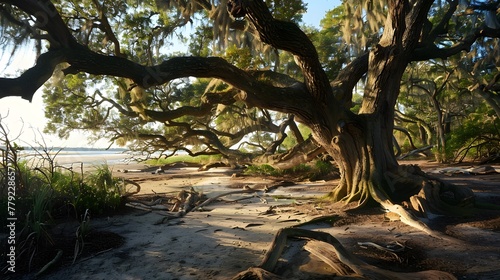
[
  {"x1": 1, "y1": 0, "x2": 500, "y2": 236},
  {"x1": 1, "y1": 0, "x2": 498, "y2": 164}
]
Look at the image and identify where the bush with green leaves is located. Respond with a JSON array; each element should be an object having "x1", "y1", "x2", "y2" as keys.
[
  {"x1": 245, "y1": 164, "x2": 279, "y2": 176},
  {"x1": 145, "y1": 154, "x2": 223, "y2": 166},
  {"x1": 245, "y1": 160, "x2": 336, "y2": 180},
  {"x1": 447, "y1": 106, "x2": 500, "y2": 162},
  {"x1": 49, "y1": 164, "x2": 124, "y2": 216}
]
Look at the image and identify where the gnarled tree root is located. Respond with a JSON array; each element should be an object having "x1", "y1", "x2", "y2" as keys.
[
  {"x1": 232, "y1": 228, "x2": 456, "y2": 279},
  {"x1": 368, "y1": 182, "x2": 458, "y2": 242}
]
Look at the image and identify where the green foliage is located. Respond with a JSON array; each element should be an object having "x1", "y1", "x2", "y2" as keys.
[
  {"x1": 281, "y1": 124, "x2": 312, "y2": 150},
  {"x1": 266, "y1": 0, "x2": 306, "y2": 23},
  {"x1": 70, "y1": 165, "x2": 123, "y2": 215},
  {"x1": 4, "y1": 158, "x2": 122, "y2": 272},
  {"x1": 17, "y1": 184, "x2": 54, "y2": 271},
  {"x1": 223, "y1": 45, "x2": 260, "y2": 69},
  {"x1": 19, "y1": 185, "x2": 54, "y2": 248},
  {"x1": 145, "y1": 154, "x2": 223, "y2": 166},
  {"x1": 245, "y1": 160, "x2": 336, "y2": 180},
  {"x1": 309, "y1": 6, "x2": 349, "y2": 79},
  {"x1": 1, "y1": 148, "x2": 123, "y2": 252},
  {"x1": 311, "y1": 160, "x2": 335, "y2": 180},
  {"x1": 245, "y1": 164, "x2": 279, "y2": 176},
  {"x1": 447, "y1": 106, "x2": 500, "y2": 162},
  {"x1": 73, "y1": 209, "x2": 92, "y2": 264}
]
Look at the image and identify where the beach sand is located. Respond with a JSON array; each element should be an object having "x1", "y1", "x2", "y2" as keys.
[{"x1": 10, "y1": 160, "x2": 500, "y2": 279}]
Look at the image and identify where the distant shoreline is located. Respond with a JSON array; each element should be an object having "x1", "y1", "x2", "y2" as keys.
[{"x1": 8, "y1": 149, "x2": 137, "y2": 171}]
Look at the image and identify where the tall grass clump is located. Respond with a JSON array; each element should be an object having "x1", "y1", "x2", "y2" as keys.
[
  {"x1": 1, "y1": 121, "x2": 126, "y2": 273},
  {"x1": 79, "y1": 164, "x2": 123, "y2": 215}
]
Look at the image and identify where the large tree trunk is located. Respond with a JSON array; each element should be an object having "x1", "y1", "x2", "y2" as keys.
[
  {"x1": 305, "y1": 1, "x2": 476, "y2": 229},
  {"x1": 318, "y1": 115, "x2": 407, "y2": 206}
]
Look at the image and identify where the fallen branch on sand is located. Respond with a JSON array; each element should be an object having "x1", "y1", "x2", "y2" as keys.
[{"x1": 124, "y1": 180, "x2": 297, "y2": 225}]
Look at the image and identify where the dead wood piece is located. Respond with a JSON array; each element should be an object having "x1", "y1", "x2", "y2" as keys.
[
  {"x1": 480, "y1": 153, "x2": 500, "y2": 164},
  {"x1": 171, "y1": 190, "x2": 188, "y2": 212},
  {"x1": 357, "y1": 241, "x2": 405, "y2": 262},
  {"x1": 179, "y1": 188, "x2": 200, "y2": 214},
  {"x1": 125, "y1": 202, "x2": 154, "y2": 212},
  {"x1": 467, "y1": 165, "x2": 498, "y2": 175},
  {"x1": 127, "y1": 198, "x2": 163, "y2": 207},
  {"x1": 265, "y1": 181, "x2": 296, "y2": 192},
  {"x1": 368, "y1": 182, "x2": 458, "y2": 242},
  {"x1": 291, "y1": 214, "x2": 341, "y2": 228},
  {"x1": 191, "y1": 185, "x2": 259, "y2": 211},
  {"x1": 357, "y1": 241, "x2": 406, "y2": 253}
]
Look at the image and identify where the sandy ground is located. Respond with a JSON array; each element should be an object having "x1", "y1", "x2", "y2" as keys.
[{"x1": 12, "y1": 160, "x2": 500, "y2": 279}]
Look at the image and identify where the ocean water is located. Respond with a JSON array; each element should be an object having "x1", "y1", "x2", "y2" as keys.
[{"x1": 16, "y1": 149, "x2": 132, "y2": 168}]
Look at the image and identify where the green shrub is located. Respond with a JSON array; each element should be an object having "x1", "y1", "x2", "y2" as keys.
[
  {"x1": 245, "y1": 161, "x2": 337, "y2": 180},
  {"x1": 145, "y1": 154, "x2": 223, "y2": 166},
  {"x1": 245, "y1": 164, "x2": 278, "y2": 176},
  {"x1": 77, "y1": 164, "x2": 123, "y2": 215}
]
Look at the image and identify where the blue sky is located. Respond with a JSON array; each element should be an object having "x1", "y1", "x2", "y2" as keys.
[
  {"x1": 0, "y1": 0, "x2": 342, "y2": 148},
  {"x1": 303, "y1": 0, "x2": 341, "y2": 27}
]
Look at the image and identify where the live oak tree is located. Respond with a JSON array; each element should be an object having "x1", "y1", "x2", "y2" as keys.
[{"x1": 1, "y1": 0, "x2": 500, "y2": 238}]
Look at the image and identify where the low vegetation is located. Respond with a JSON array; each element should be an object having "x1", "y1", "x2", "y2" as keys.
[
  {"x1": 145, "y1": 154, "x2": 223, "y2": 166},
  {"x1": 1, "y1": 126, "x2": 125, "y2": 275},
  {"x1": 244, "y1": 160, "x2": 338, "y2": 181}
]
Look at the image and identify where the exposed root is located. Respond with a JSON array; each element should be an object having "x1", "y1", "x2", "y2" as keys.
[
  {"x1": 121, "y1": 179, "x2": 141, "y2": 197},
  {"x1": 232, "y1": 267, "x2": 283, "y2": 280},
  {"x1": 233, "y1": 228, "x2": 456, "y2": 279},
  {"x1": 369, "y1": 182, "x2": 457, "y2": 242}
]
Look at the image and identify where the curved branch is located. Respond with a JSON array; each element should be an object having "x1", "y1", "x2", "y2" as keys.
[
  {"x1": 426, "y1": 0, "x2": 458, "y2": 43},
  {"x1": 0, "y1": 50, "x2": 63, "y2": 101},
  {"x1": 91, "y1": 0, "x2": 124, "y2": 57},
  {"x1": 234, "y1": 0, "x2": 334, "y2": 104},
  {"x1": 333, "y1": 53, "x2": 369, "y2": 106},
  {"x1": 145, "y1": 103, "x2": 214, "y2": 122},
  {"x1": 394, "y1": 126, "x2": 417, "y2": 150},
  {"x1": 2, "y1": 0, "x2": 78, "y2": 48},
  {"x1": 412, "y1": 25, "x2": 500, "y2": 61}
]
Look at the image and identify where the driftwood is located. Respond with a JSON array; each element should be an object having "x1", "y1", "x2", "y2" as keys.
[
  {"x1": 124, "y1": 180, "x2": 297, "y2": 225},
  {"x1": 192, "y1": 181, "x2": 295, "y2": 212}
]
